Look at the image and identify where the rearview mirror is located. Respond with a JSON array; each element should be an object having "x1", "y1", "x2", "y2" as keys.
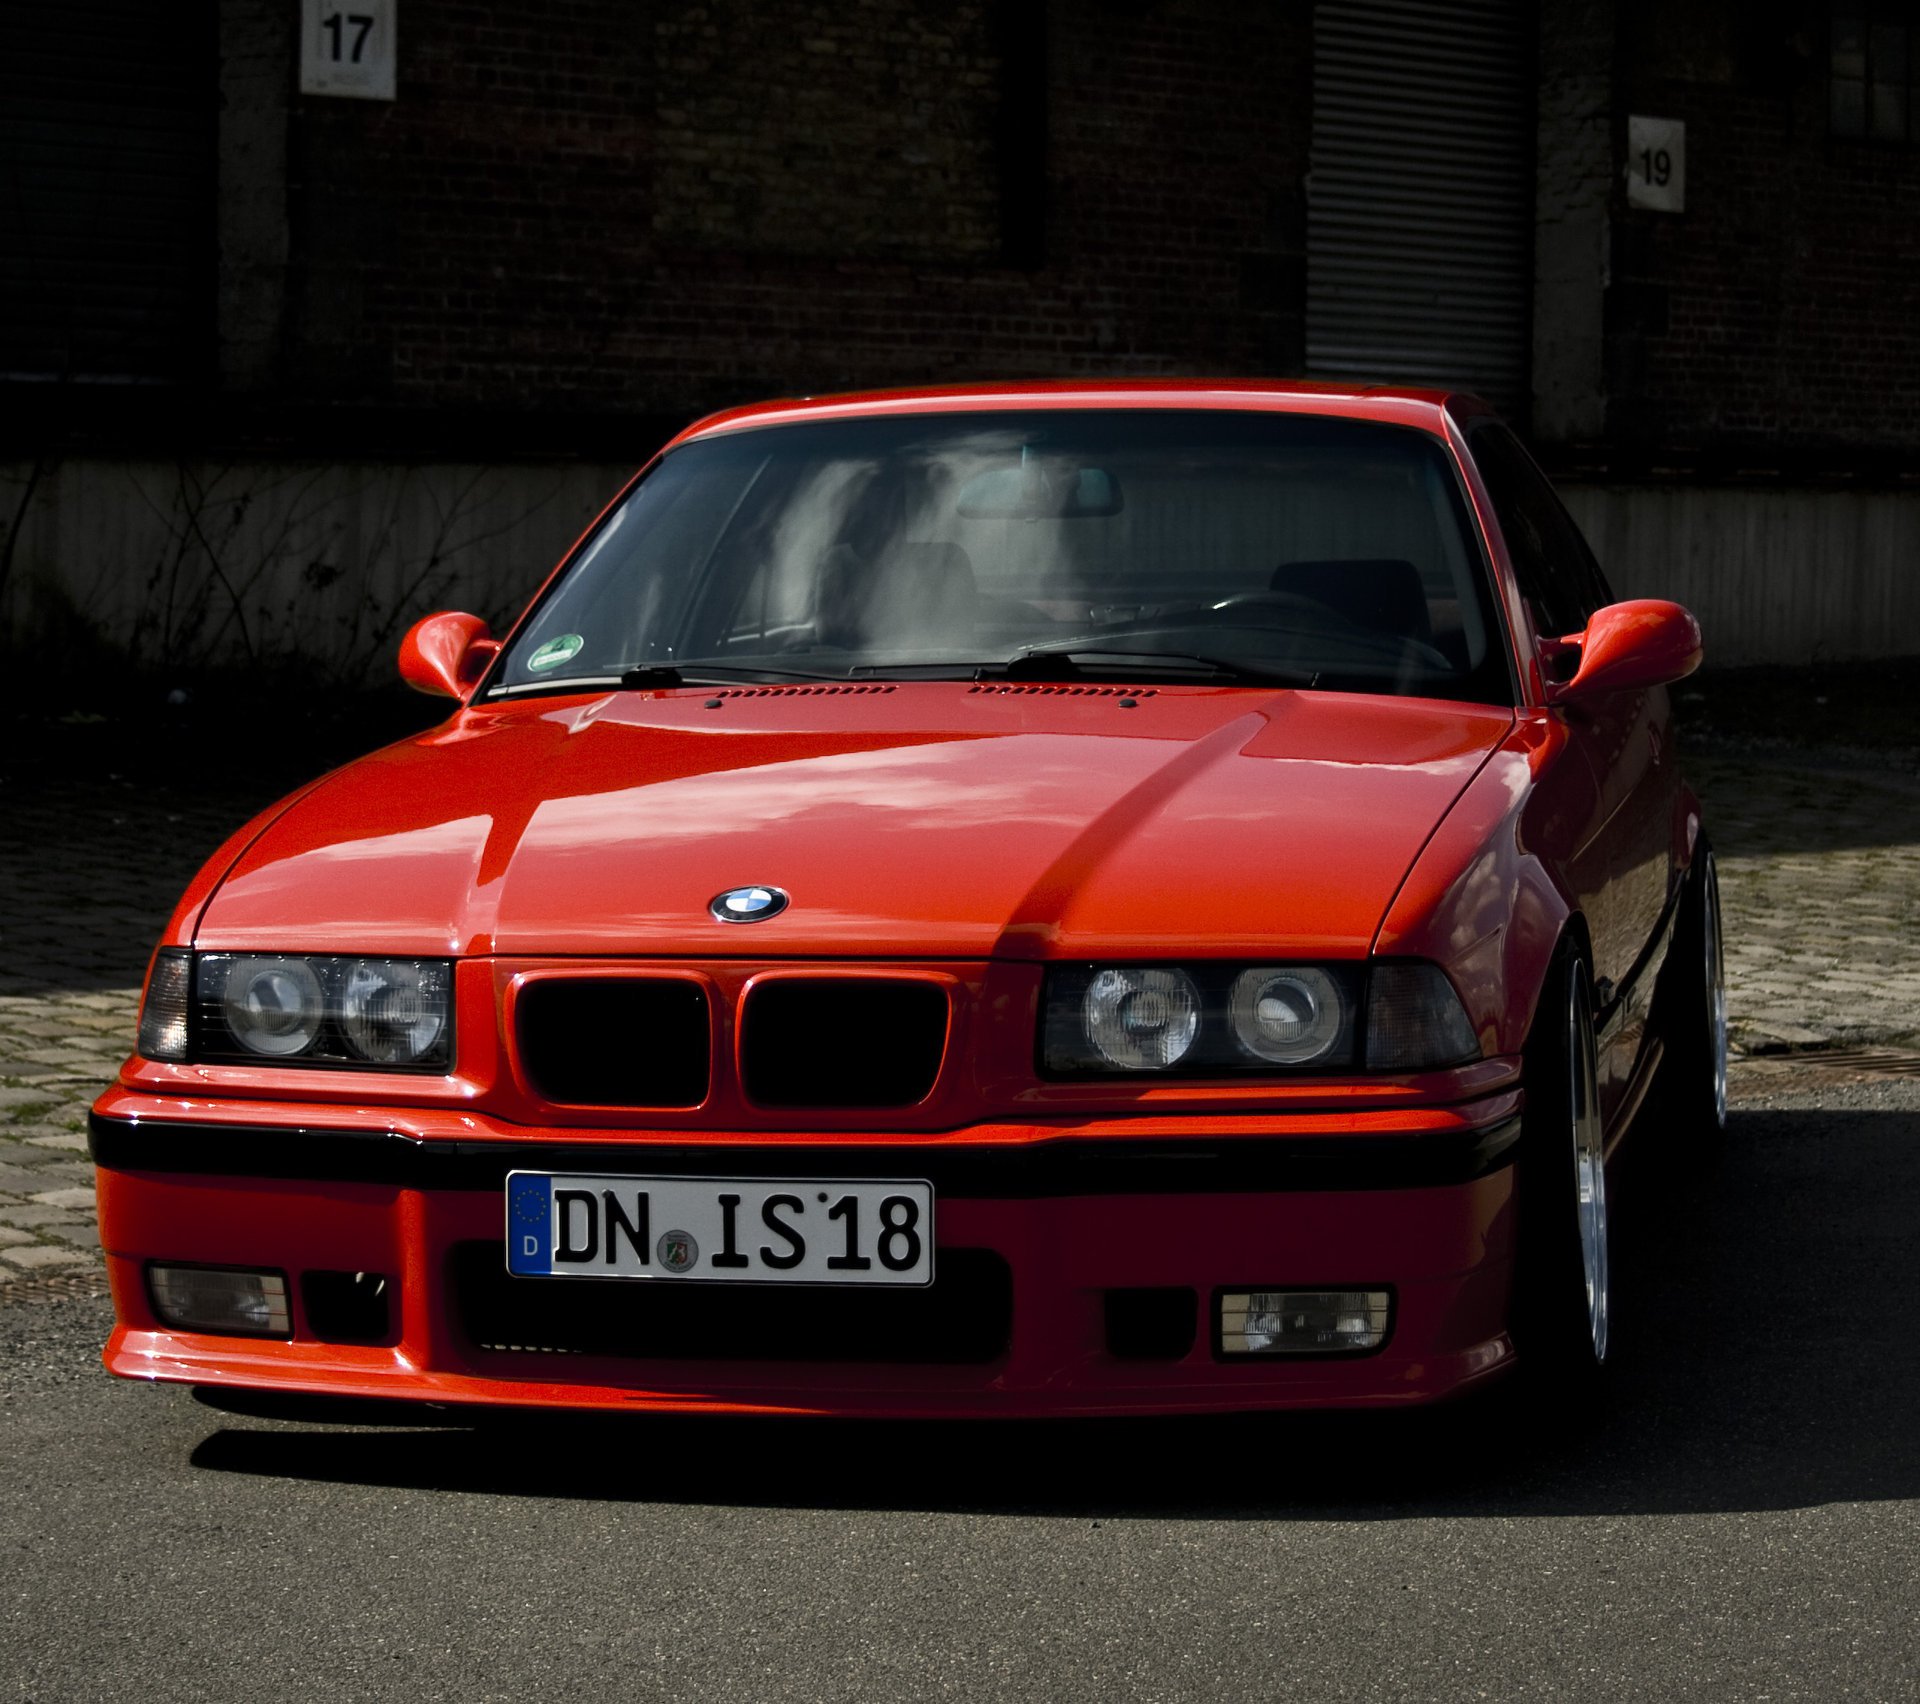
[
  {"x1": 956, "y1": 462, "x2": 1122, "y2": 519},
  {"x1": 399, "y1": 611, "x2": 498, "y2": 699},
  {"x1": 1549, "y1": 599, "x2": 1702, "y2": 706}
]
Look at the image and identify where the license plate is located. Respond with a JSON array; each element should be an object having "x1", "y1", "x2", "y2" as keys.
[{"x1": 505, "y1": 1172, "x2": 934, "y2": 1287}]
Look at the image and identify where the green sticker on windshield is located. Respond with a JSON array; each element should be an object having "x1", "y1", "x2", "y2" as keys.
[{"x1": 527, "y1": 633, "x2": 584, "y2": 672}]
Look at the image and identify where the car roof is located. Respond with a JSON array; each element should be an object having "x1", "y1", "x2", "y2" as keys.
[{"x1": 667, "y1": 379, "x2": 1492, "y2": 449}]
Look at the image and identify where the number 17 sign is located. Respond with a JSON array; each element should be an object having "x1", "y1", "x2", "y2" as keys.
[{"x1": 300, "y1": 0, "x2": 396, "y2": 102}]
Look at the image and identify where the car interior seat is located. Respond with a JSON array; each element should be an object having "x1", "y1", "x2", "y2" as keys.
[
  {"x1": 1267, "y1": 557, "x2": 1435, "y2": 645},
  {"x1": 849, "y1": 541, "x2": 980, "y2": 653}
]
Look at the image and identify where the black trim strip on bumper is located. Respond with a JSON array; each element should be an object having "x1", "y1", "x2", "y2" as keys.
[{"x1": 89, "y1": 1111, "x2": 1520, "y2": 1196}]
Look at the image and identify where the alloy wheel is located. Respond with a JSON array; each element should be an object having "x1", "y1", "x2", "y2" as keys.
[
  {"x1": 1568, "y1": 970, "x2": 1609, "y2": 1363},
  {"x1": 1703, "y1": 851, "x2": 1728, "y2": 1128}
]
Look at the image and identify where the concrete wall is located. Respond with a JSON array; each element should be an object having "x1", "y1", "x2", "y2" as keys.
[
  {"x1": 0, "y1": 457, "x2": 631, "y2": 685},
  {"x1": 4, "y1": 458, "x2": 1916, "y2": 678},
  {"x1": 1531, "y1": 0, "x2": 1613, "y2": 442},
  {"x1": 1563, "y1": 484, "x2": 1920, "y2": 666}
]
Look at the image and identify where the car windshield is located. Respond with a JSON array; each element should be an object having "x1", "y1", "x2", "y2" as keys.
[{"x1": 492, "y1": 410, "x2": 1511, "y2": 703}]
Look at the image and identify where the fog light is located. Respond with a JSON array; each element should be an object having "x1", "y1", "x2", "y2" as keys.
[
  {"x1": 147, "y1": 1264, "x2": 291, "y2": 1338},
  {"x1": 1219, "y1": 1289, "x2": 1390, "y2": 1355}
]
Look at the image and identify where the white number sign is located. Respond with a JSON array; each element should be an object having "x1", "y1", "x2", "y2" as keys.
[
  {"x1": 1627, "y1": 115, "x2": 1685, "y2": 213},
  {"x1": 299, "y1": 0, "x2": 397, "y2": 102}
]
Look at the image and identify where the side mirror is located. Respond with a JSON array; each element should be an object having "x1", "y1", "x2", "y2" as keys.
[
  {"x1": 1548, "y1": 599, "x2": 1701, "y2": 706},
  {"x1": 399, "y1": 611, "x2": 498, "y2": 699}
]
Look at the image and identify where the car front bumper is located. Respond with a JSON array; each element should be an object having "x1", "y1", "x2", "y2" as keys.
[{"x1": 90, "y1": 1090, "x2": 1521, "y2": 1417}]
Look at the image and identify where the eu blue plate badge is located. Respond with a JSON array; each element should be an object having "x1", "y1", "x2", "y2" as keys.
[{"x1": 507, "y1": 1173, "x2": 552, "y2": 1274}]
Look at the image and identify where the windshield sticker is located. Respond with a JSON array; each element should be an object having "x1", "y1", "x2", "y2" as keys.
[{"x1": 527, "y1": 633, "x2": 585, "y2": 672}]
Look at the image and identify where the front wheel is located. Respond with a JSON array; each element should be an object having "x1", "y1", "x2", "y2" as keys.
[{"x1": 1512, "y1": 949, "x2": 1611, "y2": 1389}]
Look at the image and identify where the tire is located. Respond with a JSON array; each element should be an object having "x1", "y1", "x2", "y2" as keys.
[
  {"x1": 1649, "y1": 844, "x2": 1729, "y2": 1151},
  {"x1": 1511, "y1": 948, "x2": 1611, "y2": 1392}
]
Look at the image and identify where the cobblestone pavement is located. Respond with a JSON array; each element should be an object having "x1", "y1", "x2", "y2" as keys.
[
  {"x1": 2, "y1": 744, "x2": 1917, "y2": 1289},
  {"x1": 1691, "y1": 749, "x2": 1920, "y2": 1052},
  {"x1": 0, "y1": 769, "x2": 262, "y2": 1291}
]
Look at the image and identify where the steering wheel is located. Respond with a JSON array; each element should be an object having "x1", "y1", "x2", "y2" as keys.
[{"x1": 1201, "y1": 590, "x2": 1455, "y2": 673}]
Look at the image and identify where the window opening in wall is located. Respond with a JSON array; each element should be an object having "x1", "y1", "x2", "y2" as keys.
[{"x1": 1831, "y1": 10, "x2": 1916, "y2": 141}]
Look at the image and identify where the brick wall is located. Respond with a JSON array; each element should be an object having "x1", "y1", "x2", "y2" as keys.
[
  {"x1": 652, "y1": 1, "x2": 1003, "y2": 260},
  {"x1": 1607, "y1": 6, "x2": 1920, "y2": 456},
  {"x1": 253, "y1": 0, "x2": 1311, "y2": 426}
]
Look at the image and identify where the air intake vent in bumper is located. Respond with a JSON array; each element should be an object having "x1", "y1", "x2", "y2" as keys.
[{"x1": 456, "y1": 1243, "x2": 1010, "y2": 1364}]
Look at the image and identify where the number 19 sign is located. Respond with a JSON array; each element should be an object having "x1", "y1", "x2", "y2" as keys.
[
  {"x1": 299, "y1": 0, "x2": 396, "y2": 102},
  {"x1": 1627, "y1": 115, "x2": 1685, "y2": 214}
]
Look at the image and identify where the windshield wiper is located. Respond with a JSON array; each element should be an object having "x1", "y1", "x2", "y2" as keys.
[
  {"x1": 615, "y1": 662, "x2": 850, "y2": 688},
  {"x1": 845, "y1": 661, "x2": 984, "y2": 680},
  {"x1": 990, "y1": 647, "x2": 1318, "y2": 687},
  {"x1": 618, "y1": 665, "x2": 687, "y2": 687},
  {"x1": 488, "y1": 661, "x2": 854, "y2": 698}
]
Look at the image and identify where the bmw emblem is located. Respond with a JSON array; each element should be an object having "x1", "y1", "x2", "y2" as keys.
[{"x1": 709, "y1": 885, "x2": 790, "y2": 923}]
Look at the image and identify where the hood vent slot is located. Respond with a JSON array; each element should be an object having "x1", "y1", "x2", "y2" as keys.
[
  {"x1": 711, "y1": 683, "x2": 898, "y2": 698},
  {"x1": 967, "y1": 683, "x2": 1159, "y2": 697}
]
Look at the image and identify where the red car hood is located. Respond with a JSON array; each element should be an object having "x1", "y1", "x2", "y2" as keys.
[{"x1": 196, "y1": 686, "x2": 1512, "y2": 960}]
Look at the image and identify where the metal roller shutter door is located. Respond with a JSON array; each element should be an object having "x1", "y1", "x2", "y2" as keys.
[
  {"x1": 0, "y1": 0, "x2": 214, "y2": 385},
  {"x1": 1306, "y1": 0, "x2": 1534, "y2": 413}
]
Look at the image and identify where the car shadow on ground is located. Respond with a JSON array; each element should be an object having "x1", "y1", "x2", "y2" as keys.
[
  {"x1": 1687, "y1": 747, "x2": 1920, "y2": 857},
  {"x1": 187, "y1": 1103, "x2": 1920, "y2": 1520}
]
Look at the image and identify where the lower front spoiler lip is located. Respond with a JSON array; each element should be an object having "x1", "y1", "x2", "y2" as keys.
[{"x1": 105, "y1": 1324, "x2": 1517, "y2": 1419}]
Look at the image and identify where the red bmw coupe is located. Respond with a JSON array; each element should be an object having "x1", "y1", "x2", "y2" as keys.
[{"x1": 92, "y1": 381, "x2": 1725, "y2": 1416}]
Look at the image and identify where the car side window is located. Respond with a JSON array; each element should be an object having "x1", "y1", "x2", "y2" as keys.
[{"x1": 1471, "y1": 424, "x2": 1613, "y2": 638}]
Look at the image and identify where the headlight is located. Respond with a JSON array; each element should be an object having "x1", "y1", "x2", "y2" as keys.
[
  {"x1": 1043, "y1": 960, "x2": 1477, "y2": 1077},
  {"x1": 1082, "y1": 968, "x2": 1202, "y2": 1070},
  {"x1": 222, "y1": 956, "x2": 325, "y2": 1057},
  {"x1": 1043, "y1": 963, "x2": 1360, "y2": 1076},
  {"x1": 143, "y1": 952, "x2": 456, "y2": 1071},
  {"x1": 340, "y1": 958, "x2": 450, "y2": 1064},
  {"x1": 1228, "y1": 967, "x2": 1343, "y2": 1064},
  {"x1": 1364, "y1": 961, "x2": 1480, "y2": 1071}
]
